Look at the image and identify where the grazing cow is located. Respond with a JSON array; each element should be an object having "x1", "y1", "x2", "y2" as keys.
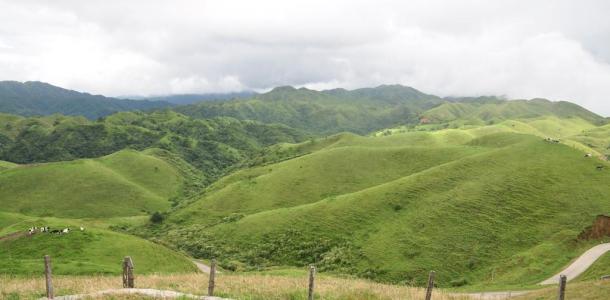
[
  {"x1": 545, "y1": 137, "x2": 560, "y2": 143},
  {"x1": 585, "y1": 153, "x2": 593, "y2": 158},
  {"x1": 597, "y1": 165, "x2": 604, "y2": 171},
  {"x1": 80, "y1": 227, "x2": 85, "y2": 231},
  {"x1": 62, "y1": 228, "x2": 70, "y2": 234},
  {"x1": 50, "y1": 229, "x2": 61, "y2": 234}
]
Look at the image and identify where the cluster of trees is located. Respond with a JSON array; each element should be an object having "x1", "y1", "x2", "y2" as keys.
[{"x1": 0, "y1": 110, "x2": 307, "y2": 182}]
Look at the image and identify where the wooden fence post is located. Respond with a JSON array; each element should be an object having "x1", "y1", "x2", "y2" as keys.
[
  {"x1": 308, "y1": 265, "x2": 316, "y2": 300},
  {"x1": 208, "y1": 259, "x2": 216, "y2": 296},
  {"x1": 425, "y1": 271, "x2": 435, "y2": 300},
  {"x1": 122, "y1": 256, "x2": 134, "y2": 288},
  {"x1": 558, "y1": 274, "x2": 567, "y2": 300},
  {"x1": 44, "y1": 255, "x2": 54, "y2": 299}
]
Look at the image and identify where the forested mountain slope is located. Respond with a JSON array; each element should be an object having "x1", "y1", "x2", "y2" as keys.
[
  {"x1": 0, "y1": 81, "x2": 172, "y2": 119},
  {"x1": 174, "y1": 85, "x2": 606, "y2": 136},
  {"x1": 0, "y1": 111, "x2": 307, "y2": 182},
  {"x1": 174, "y1": 85, "x2": 445, "y2": 134}
]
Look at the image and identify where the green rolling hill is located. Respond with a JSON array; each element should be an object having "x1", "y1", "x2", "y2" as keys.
[
  {"x1": 0, "y1": 83, "x2": 609, "y2": 290},
  {"x1": 0, "y1": 149, "x2": 199, "y2": 275},
  {"x1": 161, "y1": 125, "x2": 610, "y2": 288},
  {"x1": 0, "y1": 149, "x2": 185, "y2": 218},
  {"x1": 421, "y1": 99, "x2": 605, "y2": 126},
  {"x1": 0, "y1": 214, "x2": 196, "y2": 275}
]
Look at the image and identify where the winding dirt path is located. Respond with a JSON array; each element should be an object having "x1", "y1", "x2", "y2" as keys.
[
  {"x1": 193, "y1": 260, "x2": 211, "y2": 274},
  {"x1": 456, "y1": 242, "x2": 610, "y2": 299},
  {"x1": 0, "y1": 231, "x2": 27, "y2": 242},
  {"x1": 540, "y1": 242, "x2": 610, "y2": 285}
]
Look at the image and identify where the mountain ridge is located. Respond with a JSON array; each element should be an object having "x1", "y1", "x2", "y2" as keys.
[{"x1": 0, "y1": 81, "x2": 173, "y2": 119}]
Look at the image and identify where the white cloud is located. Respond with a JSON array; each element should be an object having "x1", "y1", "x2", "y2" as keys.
[{"x1": 0, "y1": 0, "x2": 610, "y2": 115}]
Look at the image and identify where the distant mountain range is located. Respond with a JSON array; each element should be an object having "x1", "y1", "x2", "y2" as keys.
[
  {"x1": 175, "y1": 85, "x2": 606, "y2": 134},
  {"x1": 133, "y1": 91, "x2": 257, "y2": 105},
  {"x1": 0, "y1": 81, "x2": 173, "y2": 119},
  {"x1": 0, "y1": 81, "x2": 605, "y2": 134}
]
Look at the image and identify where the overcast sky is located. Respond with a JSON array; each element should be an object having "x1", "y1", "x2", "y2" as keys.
[{"x1": 1, "y1": 1, "x2": 610, "y2": 115}]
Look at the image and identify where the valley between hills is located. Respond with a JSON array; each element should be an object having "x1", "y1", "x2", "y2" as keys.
[{"x1": 1, "y1": 82, "x2": 610, "y2": 299}]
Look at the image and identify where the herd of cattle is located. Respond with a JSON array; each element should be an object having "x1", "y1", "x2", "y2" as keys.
[
  {"x1": 544, "y1": 137, "x2": 606, "y2": 170},
  {"x1": 27, "y1": 226, "x2": 84, "y2": 235}
]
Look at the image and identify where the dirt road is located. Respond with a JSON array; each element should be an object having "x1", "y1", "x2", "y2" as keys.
[{"x1": 540, "y1": 242, "x2": 610, "y2": 285}]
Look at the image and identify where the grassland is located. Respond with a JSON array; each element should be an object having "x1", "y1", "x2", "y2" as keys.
[
  {"x1": 513, "y1": 279, "x2": 610, "y2": 300},
  {"x1": 421, "y1": 99, "x2": 604, "y2": 126},
  {"x1": 0, "y1": 228, "x2": 196, "y2": 275},
  {"x1": 3, "y1": 271, "x2": 609, "y2": 300},
  {"x1": 0, "y1": 160, "x2": 16, "y2": 171},
  {"x1": 0, "y1": 150, "x2": 183, "y2": 218},
  {"x1": 2, "y1": 96, "x2": 610, "y2": 295},
  {"x1": 379, "y1": 116, "x2": 610, "y2": 161},
  {"x1": 0, "y1": 272, "x2": 471, "y2": 300},
  {"x1": 0, "y1": 149, "x2": 199, "y2": 277},
  {"x1": 161, "y1": 127, "x2": 610, "y2": 288}
]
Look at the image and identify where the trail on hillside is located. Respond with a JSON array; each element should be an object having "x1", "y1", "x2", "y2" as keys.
[
  {"x1": 454, "y1": 243, "x2": 610, "y2": 298},
  {"x1": 193, "y1": 260, "x2": 211, "y2": 273},
  {"x1": 0, "y1": 231, "x2": 27, "y2": 242},
  {"x1": 539, "y1": 242, "x2": 610, "y2": 285}
]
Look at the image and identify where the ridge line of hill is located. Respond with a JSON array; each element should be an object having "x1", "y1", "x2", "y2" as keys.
[
  {"x1": 89, "y1": 160, "x2": 166, "y2": 200},
  {"x1": 180, "y1": 135, "x2": 519, "y2": 223}
]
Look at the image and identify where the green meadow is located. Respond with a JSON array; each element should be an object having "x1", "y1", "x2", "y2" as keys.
[
  {"x1": 163, "y1": 126, "x2": 610, "y2": 288},
  {"x1": 0, "y1": 150, "x2": 183, "y2": 218},
  {"x1": 1, "y1": 86, "x2": 610, "y2": 294},
  {"x1": 0, "y1": 149, "x2": 197, "y2": 275}
]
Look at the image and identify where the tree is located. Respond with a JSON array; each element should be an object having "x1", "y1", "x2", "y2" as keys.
[{"x1": 150, "y1": 211, "x2": 164, "y2": 223}]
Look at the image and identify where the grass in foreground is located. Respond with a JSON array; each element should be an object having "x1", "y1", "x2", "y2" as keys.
[
  {"x1": 0, "y1": 273, "x2": 470, "y2": 300},
  {"x1": 513, "y1": 279, "x2": 610, "y2": 300}
]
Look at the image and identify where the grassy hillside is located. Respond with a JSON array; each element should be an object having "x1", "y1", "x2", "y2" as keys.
[
  {"x1": 0, "y1": 227, "x2": 196, "y2": 275},
  {"x1": 0, "y1": 81, "x2": 172, "y2": 119},
  {"x1": 160, "y1": 130, "x2": 610, "y2": 288},
  {"x1": 393, "y1": 116, "x2": 610, "y2": 161},
  {"x1": 0, "y1": 150, "x2": 183, "y2": 218},
  {"x1": 422, "y1": 99, "x2": 605, "y2": 126},
  {"x1": 170, "y1": 133, "x2": 483, "y2": 225},
  {"x1": 0, "y1": 160, "x2": 16, "y2": 171}
]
